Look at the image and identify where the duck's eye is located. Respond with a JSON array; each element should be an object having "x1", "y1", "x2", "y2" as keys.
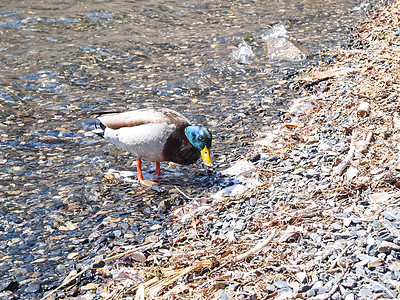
[{"x1": 198, "y1": 135, "x2": 203, "y2": 141}]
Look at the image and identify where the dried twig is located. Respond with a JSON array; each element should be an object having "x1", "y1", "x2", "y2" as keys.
[
  {"x1": 333, "y1": 130, "x2": 374, "y2": 176},
  {"x1": 354, "y1": 131, "x2": 373, "y2": 158},
  {"x1": 233, "y1": 228, "x2": 277, "y2": 262},
  {"x1": 145, "y1": 260, "x2": 214, "y2": 297},
  {"x1": 327, "y1": 243, "x2": 352, "y2": 272},
  {"x1": 332, "y1": 131, "x2": 357, "y2": 176},
  {"x1": 310, "y1": 263, "x2": 351, "y2": 300},
  {"x1": 174, "y1": 185, "x2": 197, "y2": 200}
]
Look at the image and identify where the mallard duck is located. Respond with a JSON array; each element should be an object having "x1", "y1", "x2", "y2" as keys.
[{"x1": 94, "y1": 107, "x2": 212, "y2": 186}]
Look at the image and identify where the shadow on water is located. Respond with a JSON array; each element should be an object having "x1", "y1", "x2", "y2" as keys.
[{"x1": 0, "y1": 0, "x2": 377, "y2": 297}]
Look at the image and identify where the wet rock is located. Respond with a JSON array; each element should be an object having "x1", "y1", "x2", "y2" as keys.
[
  {"x1": 264, "y1": 32, "x2": 310, "y2": 61},
  {"x1": 26, "y1": 282, "x2": 41, "y2": 293},
  {"x1": 1, "y1": 281, "x2": 19, "y2": 292}
]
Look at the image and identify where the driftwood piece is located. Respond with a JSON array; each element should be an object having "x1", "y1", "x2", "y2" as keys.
[
  {"x1": 354, "y1": 131, "x2": 373, "y2": 158},
  {"x1": 333, "y1": 131, "x2": 374, "y2": 176},
  {"x1": 357, "y1": 101, "x2": 371, "y2": 117},
  {"x1": 332, "y1": 131, "x2": 357, "y2": 176}
]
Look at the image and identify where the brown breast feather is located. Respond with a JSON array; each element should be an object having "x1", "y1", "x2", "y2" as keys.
[{"x1": 162, "y1": 125, "x2": 200, "y2": 165}]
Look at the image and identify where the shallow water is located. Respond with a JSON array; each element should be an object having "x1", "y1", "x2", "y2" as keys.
[{"x1": 0, "y1": 0, "x2": 375, "y2": 297}]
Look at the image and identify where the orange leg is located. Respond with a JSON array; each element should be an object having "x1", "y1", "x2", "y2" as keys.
[
  {"x1": 155, "y1": 162, "x2": 161, "y2": 177},
  {"x1": 136, "y1": 159, "x2": 158, "y2": 187}
]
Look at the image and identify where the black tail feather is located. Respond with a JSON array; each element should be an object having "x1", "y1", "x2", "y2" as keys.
[{"x1": 94, "y1": 120, "x2": 106, "y2": 138}]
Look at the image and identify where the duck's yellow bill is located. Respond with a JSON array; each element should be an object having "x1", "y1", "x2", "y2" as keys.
[{"x1": 201, "y1": 146, "x2": 212, "y2": 167}]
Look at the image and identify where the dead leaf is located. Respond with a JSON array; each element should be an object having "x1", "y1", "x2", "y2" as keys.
[
  {"x1": 67, "y1": 252, "x2": 79, "y2": 259},
  {"x1": 280, "y1": 124, "x2": 298, "y2": 130},
  {"x1": 80, "y1": 283, "x2": 99, "y2": 291},
  {"x1": 369, "y1": 192, "x2": 391, "y2": 204},
  {"x1": 58, "y1": 221, "x2": 78, "y2": 231}
]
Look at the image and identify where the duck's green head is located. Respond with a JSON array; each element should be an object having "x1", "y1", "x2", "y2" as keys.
[{"x1": 185, "y1": 125, "x2": 213, "y2": 166}]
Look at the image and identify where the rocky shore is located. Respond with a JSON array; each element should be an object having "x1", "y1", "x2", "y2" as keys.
[{"x1": 33, "y1": 1, "x2": 400, "y2": 299}]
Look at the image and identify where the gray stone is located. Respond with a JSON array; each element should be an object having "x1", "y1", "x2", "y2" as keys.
[
  {"x1": 306, "y1": 288, "x2": 316, "y2": 297},
  {"x1": 243, "y1": 285, "x2": 254, "y2": 294},
  {"x1": 218, "y1": 290, "x2": 230, "y2": 300},
  {"x1": 355, "y1": 266, "x2": 366, "y2": 276},
  {"x1": 305, "y1": 169, "x2": 319, "y2": 179},
  {"x1": 26, "y1": 282, "x2": 41, "y2": 293},
  {"x1": 333, "y1": 232, "x2": 352, "y2": 240},
  {"x1": 315, "y1": 287, "x2": 328, "y2": 294},
  {"x1": 234, "y1": 219, "x2": 246, "y2": 232},
  {"x1": 276, "y1": 289, "x2": 293, "y2": 300},
  {"x1": 292, "y1": 168, "x2": 305, "y2": 176},
  {"x1": 370, "y1": 281, "x2": 385, "y2": 293},
  {"x1": 228, "y1": 283, "x2": 241, "y2": 291},
  {"x1": 359, "y1": 288, "x2": 373, "y2": 298},
  {"x1": 383, "y1": 209, "x2": 399, "y2": 221},
  {"x1": 274, "y1": 280, "x2": 291, "y2": 289},
  {"x1": 296, "y1": 272, "x2": 308, "y2": 284},
  {"x1": 330, "y1": 223, "x2": 342, "y2": 232},
  {"x1": 265, "y1": 284, "x2": 275, "y2": 292},
  {"x1": 378, "y1": 241, "x2": 400, "y2": 254},
  {"x1": 312, "y1": 280, "x2": 324, "y2": 289},
  {"x1": 341, "y1": 278, "x2": 357, "y2": 288},
  {"x1": 344, "y1": 293, "x2": 355, "y2": 300},
  {"x1": 354, "y1": 254, "x2": 377, "y2": 268},
  {"x1": 309, "y1": 232, "x2": 322, "y2": 245},
  {"x1": 298, "y1": 285, "x2": 312, "y2": 293}
]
